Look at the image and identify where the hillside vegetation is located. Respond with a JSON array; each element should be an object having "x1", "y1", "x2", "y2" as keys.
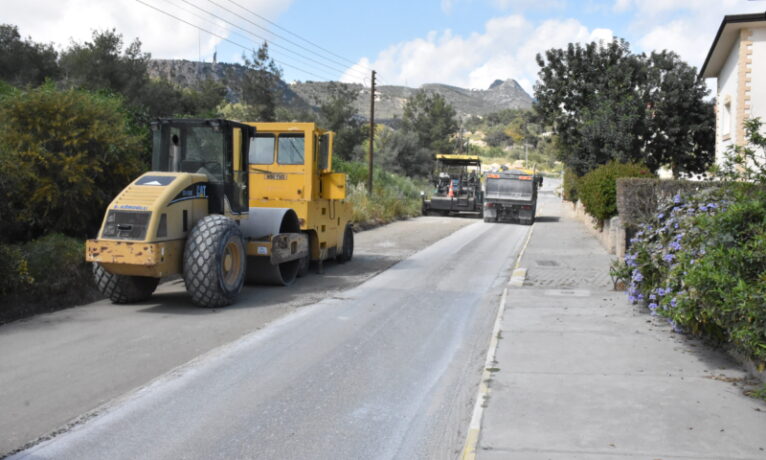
[
  {"x1": 148, "y1": 59, "x2": 533, "y2": 121},
  {"x1": 0, "y1": 24, "x2": 541, "y2": 319}
]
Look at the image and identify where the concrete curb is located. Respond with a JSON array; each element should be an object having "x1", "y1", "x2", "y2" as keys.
[
  {"x1": 460, "y1": 224, "x2": 534, "y2": 460},
  {"x1": 508, "y1": 268, "x2": 527, "y2": 287}
]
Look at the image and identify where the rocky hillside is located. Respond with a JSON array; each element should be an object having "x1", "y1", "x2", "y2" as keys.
[{"x1": 148, "y1": 59, "x2": 533, "y2": 120}]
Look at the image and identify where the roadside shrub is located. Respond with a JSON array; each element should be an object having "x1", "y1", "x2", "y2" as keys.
[
  {"x1": 616, "y1": 116, "x2": 766, "y2": 366},
  {"x1": 334, "y1": 158, "x2": 369, "y2": 186},
  {"x1": 562, "y1": 167, "x2": 579, "y2": 202},
  {"x1": 0, "y1": 243, "x2": 33, "y2": 296},
  {"x1": 340, "y1": 160, "x2": 423, "y2": 226},
  {"x1": 577, "y1": 161, "x2": 652, "y2": 223},
  {"x1": 622, "y1": 186, "x2": 766, "y2": 364},
  {"x1": 0, "y1": 84, "x2": 146, "y2": 242},
  {"x1": 0, "y1": 234, "x2": 98, "y2": 324},
  {"x1": 616, "y1": 178, "x2": 723, "y2": 229},
  {"x1": 23, "y1": 233, "x2": 93, "y2": 296}
]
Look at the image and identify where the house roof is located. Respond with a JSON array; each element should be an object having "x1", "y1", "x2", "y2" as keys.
[{"x1": 700, "y1": 11, "x2": 766, "y2": 79}]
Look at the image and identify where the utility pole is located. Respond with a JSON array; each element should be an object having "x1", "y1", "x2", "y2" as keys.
[
  {"x1": 367, "y1": 70, "x2": 376, "y2": 196},
  {"x1": 524, "y1": 143, "x2": 528, "y2": 168}
]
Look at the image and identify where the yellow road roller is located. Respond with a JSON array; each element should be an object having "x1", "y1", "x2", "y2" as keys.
[{"x1": 86, "y1": 118, "x2": 353, "y2": 307}]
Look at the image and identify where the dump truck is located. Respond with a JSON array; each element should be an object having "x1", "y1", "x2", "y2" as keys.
[
  {"x1": 86, "y1": 118, "x2": 353, "y2": 308},
  {"x1": 421, "y1": 154, "x2": 483, "y2": 216},
  {"x1": 482, "y1": 168, "x2": 543, "y2": 225}
]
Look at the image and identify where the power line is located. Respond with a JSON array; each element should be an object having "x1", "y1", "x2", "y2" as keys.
[
  {"x1": 159, "y1": 0, "x2": 353, "y2": 83},
  {"x1": 225, "y1": 0, "x2": 374, "y2": 73},
  {"x1": 174, "y1": 0, "x2": 368, "y2": 81},
  {"x1": 135, "y1": 0, "x2": 335, "y2": 82},
  {"x1": 208, "y1": 0, "x2": 370, "y2": 79}
]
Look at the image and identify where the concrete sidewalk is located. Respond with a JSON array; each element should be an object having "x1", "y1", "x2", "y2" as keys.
[{"x1": 476, "y1": 196, "x2": 766, "y2": 459}]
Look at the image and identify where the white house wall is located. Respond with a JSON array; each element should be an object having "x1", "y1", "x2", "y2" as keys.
[{"x1": 716, "y1": 38, "x2": 740, "y2": 166}]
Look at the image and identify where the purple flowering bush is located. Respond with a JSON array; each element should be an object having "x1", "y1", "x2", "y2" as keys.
[{"x1": 621, "y1": 186, "x2": 766, "y2": 363}]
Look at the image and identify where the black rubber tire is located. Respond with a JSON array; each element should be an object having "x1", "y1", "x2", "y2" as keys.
[
  {"x1": 336, "y1": 224, "x2": 354, "y2": 263},
  {"x1": 183, "y1": 215, "x2": 246, "y2": 308},
  {"x1": 93, "y1": 263, "x2": 159, "y2": 304},
  {"x1": 296, "y1": 254, "x2": 310, "y2": 277}
]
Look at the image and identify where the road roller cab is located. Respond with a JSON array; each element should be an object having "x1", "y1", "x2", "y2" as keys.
[
  {"x1": 244, "y1": 122, "x2": 353, "y2": 268},
  {"x1": 85, "y1": 119, "x2": 353, "y2": 308}
]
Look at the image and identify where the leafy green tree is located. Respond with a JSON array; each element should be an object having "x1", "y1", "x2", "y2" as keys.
[
  {"x1": 483, "y1": 125, "x2": 510, "y2": 147},
  {"x1": 314, "y1": 83, "x2": 365, "y2": 160},
  {"x1": 137, "y1": 78, "x2": 227, "y2": 119},
  {"x1": 185, "y1": 78, "x2": 228, "y2": 116},
  {"x1": 0, "y1": 85, "x2": 146, "y2": 241},
  {"x1": 717, "y1": 117, "x2": 766, "y2": 183},
  {"x1": 374, "y1": 128, "x2": 429, "y2": 177},
  {"x1": 535, "y1": 39, "x2": 646, "y2": 175},
  {"x1": 0, "y1": 24, "x2": 59, "y2": 87},
  {"x1": 239, "y1": 42, "x2": 282, "y2": 121},
  {"x1": 643, "y1": 50, "x2": 715, "y2": 176},
  {"x1": 534, "y1": 39, "x2": 714, "y2": 177},
  {"x1": 60, "y1": 29, "x2": 149, "y2": 103},
  {"x1": 401, "y1": 90, "x2": 459, "y2": 155}
]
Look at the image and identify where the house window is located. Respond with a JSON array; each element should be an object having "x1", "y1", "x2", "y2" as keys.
[{"x1": 722, "y1": 99, "x2": 732, "y2": 137}]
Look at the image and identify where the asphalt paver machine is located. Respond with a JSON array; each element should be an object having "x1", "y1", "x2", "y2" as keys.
[{"x1": 421, "y1": 154, "x2": 483, "y2": 216}]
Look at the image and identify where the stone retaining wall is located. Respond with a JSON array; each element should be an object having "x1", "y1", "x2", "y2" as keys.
[{"x1": 562, "y1": 200, "x2": 627, "y2": 259}]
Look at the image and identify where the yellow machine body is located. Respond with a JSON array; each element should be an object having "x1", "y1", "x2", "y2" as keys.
[
  {"x1": 87, "y1": 120, "x2": 352, "y2": 281},
  {"x1": 245, "y1": 122, "x2": 353, "y2": 262},
  {"x1": 85, "y1": 172, "x2": 210, "y2": 277}
]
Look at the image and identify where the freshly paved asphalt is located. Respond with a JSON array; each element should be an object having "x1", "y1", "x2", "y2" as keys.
[
  {"x1": 9, "y1": 217, "x2": 530, "y2": 459},
  {"x1": 0, "y1": 216, "x2": 476, "y2": 456}
]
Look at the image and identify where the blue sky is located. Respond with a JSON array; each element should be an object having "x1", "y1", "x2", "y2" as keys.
[{"x1": 4, "y1": 0, "x2": 766, "y2": 93}]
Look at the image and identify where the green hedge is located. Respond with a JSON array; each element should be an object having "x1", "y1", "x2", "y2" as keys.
[
  {"x1": 577, "y1": 161, "x2": 652, "y2": 223},
  {"x1": 0, "y1": 234, "x2": 98, "y2": 324},
  {"x1": 562, "y1": 167, "x2": 579, "y2": 202}
]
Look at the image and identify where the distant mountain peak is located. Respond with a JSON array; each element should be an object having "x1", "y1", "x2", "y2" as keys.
[
  {"x1": 147, "y1": 59, "x2": 532, "y2": 121},
  {"x1": 488, "y1": 79, "x2": 505, "y2": 90},
  {"x1": 488, "y1": 78, "x2": 523, "y2": 91}
]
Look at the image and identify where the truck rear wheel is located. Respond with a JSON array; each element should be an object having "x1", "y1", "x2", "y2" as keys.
[
  {"x1": 93, "y1": 263, "x2": 159, "y2": 304},
  {"x1": 183, "y1": 215, "x2": 246, "y2": 308},
  {"x1": 336, "y1": 224, "x2": 354, "y2": 263}
]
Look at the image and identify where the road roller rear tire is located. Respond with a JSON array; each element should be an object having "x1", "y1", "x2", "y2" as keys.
[
  {"x1": 336, "y1": 224, "x2": 354, "y2": 263},
  {"x1": 183, "y1": 215, "x2": 246, "y2": 308},
  {"x1": 296, "y1": 254, "x2": 310, "y2": 277},
  {"x1": 93, "y1": 263, "x2": 159, "y2": 304}
]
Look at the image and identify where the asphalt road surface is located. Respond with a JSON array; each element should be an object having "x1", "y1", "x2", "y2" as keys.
[{"x1": 4, "y1": 214, "x2": 532, "y2": 459}]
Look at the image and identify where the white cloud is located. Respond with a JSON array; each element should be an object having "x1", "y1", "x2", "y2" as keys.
[
  {"x1": 631, "y1": 0, "x2": 764, "y2": 71},
  {"x1": 342, "y1": 15, "x2": 612, "y2": 95},
  {"x1": 441, "y1": 0, "x2": 456, "y2": 14},
  {"x1": 3, "y1": 0, "x2": 292, "y2": 61},
  {"x1": 612, "y1": 0, "x2": 632, "y2": 13}
]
